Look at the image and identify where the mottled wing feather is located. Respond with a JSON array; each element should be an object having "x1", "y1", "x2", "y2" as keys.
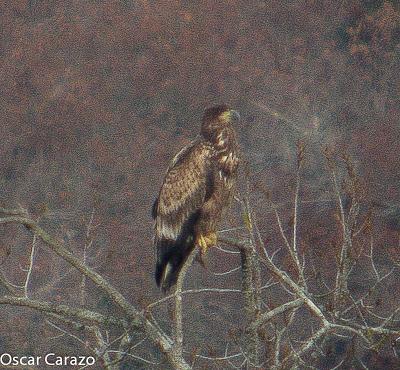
[
  {"x1": 155, "y1": 139, "x2": 214, "y2": 241},
  {"x1": 151, "y1": 198, "x2": 158, "y2": 219}
]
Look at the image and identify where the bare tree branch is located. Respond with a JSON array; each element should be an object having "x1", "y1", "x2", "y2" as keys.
[
  {"x1": 173, "y1": 247, "x2": 198, "y2": 360},
  {"x1": 249, "y1": 298, "x2": 304, "y2": 332},
  {"x1": 1, "y1": 144, "x2": 398, "y2": 369},
  {"x1": 0, "y1": 295, "x2": 126, "y2": 327},
  {"x1": 24, "y1": 235, "x2": 37, "y2": 297},
  {"x1": 282, "y1": 325, "x2": 331, "y2": 369},
  {"x1": 0, "y1": 270, "x2": 19, "y2": 295},
  {"x1": 326, "y1": 156, "x2": 352, "y2": 311},
  {"x1": 0, "y1": 214, "x2": 191, "y2": 370}
]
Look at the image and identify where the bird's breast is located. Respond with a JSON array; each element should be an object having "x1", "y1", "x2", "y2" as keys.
[{"x1": 217, "y1": 151, "x2": 239, "y2": 176}]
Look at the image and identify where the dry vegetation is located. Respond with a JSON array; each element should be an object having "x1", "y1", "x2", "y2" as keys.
[
  {"x1": 1, "y1": 1, "x2": 399, "y2": 369},
  {"x1": 1, "y1": 146, "x2": 400, "y2": 369}
]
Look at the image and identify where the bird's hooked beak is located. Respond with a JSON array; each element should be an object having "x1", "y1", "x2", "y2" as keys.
[
  {"x1": 220, "y1": 109, "x2": 240, "y2": 123},
  {"x1": 229, "y1": 109, "x2": 240, "y2": 122}
]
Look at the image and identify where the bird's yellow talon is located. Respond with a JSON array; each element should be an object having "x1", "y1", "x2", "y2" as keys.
[
  {"x1": 196, "y1": 232, "x2": 218, "y2": 257},
  {"x1": 198, "y1": 234, "x2": 208, "y2": 256},
  {"x1": 206, "y1": 232, "x2": 217, "y2": 247}
]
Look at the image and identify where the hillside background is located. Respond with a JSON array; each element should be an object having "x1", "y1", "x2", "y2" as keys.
[{"x1": 0, "y1": 1, "x2": 399, "y2": 368}]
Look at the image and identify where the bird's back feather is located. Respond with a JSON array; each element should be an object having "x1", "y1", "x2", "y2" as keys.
[
  {"x1": 152, "y1": 106, "x2": 240, "y2": 292},
  {"x1": 153, "y1": 139, "x2": 214, "y2": 291}
]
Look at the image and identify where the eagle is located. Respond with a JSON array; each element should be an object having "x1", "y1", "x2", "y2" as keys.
[{"x1": 152, "y1": 105, "x2": 241, "y2": 292}]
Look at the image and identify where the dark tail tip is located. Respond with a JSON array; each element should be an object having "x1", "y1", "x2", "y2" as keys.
[
  {"x1": 155, "y1": 237, "x2": 194, "y2": 294},
  {"x1": 155, "y1": 260, "x2": 180, "y2": 293}
]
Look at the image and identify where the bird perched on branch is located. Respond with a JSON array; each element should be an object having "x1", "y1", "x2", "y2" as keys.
[{"x1": 152, "y1": 105, "x2": 241, "y2": 292}]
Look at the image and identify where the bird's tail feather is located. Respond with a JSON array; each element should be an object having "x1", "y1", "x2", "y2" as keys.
[
  {"x1": 155, "y1": 211, "x2": 199, "y2": 292},
  {"x1": 155, "y1": 236, "x2": 194, "y2": 293}
]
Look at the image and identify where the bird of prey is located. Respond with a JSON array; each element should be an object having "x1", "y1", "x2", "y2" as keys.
[{"x1": 152, "y1": 105, "x2": 240, "y2": 292}]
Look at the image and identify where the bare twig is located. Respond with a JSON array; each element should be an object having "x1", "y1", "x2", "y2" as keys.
[
  {"x1": 292, "y1": 141, "x2": 306, "y2": 288},
  {"x1": 281, "y1": 324, "x2": 331, "y2": 368},
  {"x1": 239, "y1": 190, "x2": 262, "y2": 366},
  {"x1": 24, "y1": 235, "x2": 37, "y2": 297},
  {"x1": 2, "y1": 143, "x2": 399, "y2": 370},
  {"x1": 91, "y1": 326, "x2": 117, "y2": 370},
  {"x1": 327, "y1": 158, "x2": 353, "y2": 311},
  {"x1": 81, "y1": 208, "x2": 96, "y2": 306},
  {"x1": 0, "y1": 215, "x2": 190, "y2": 370},
  {"x1": 0, "y1": 295, "x2": 126, "y2": 327},
  {"x1": 47, "y1": 320, "x2": 91, "y2": 349},
  {"x1": 173, "y1": 247, "x2": 198, "y2": 360},
  {"x1": 249, "y1": 298, "x2": 304, "y2": 332},
  {"x1": 0, "y1": 270, "x2": 19, "y2": 295}
]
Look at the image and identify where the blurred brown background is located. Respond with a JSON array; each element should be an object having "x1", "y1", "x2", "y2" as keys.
[{"x1": 0, "y1": 0, "x2": 399, "y2": 367}]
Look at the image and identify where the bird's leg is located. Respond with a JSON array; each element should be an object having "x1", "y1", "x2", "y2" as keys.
[
  {"x1": 204, "y1": 232, "x2": 217, "y2": 247},
  {"x1": 195, "y1": 232, "x2": 218, "y2": 266},
  {"x1": 196, "y1": 234, "x2": 208, "y2": 266}
]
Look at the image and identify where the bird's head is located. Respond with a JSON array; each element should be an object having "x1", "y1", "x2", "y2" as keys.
[{"x1": 201, "y1": 105, "x2": 240, "y2": 140}]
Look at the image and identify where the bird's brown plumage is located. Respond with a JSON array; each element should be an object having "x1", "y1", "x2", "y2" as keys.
[{"x1": 152, "y1": 105, "x2": 240, "y2": 292}]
